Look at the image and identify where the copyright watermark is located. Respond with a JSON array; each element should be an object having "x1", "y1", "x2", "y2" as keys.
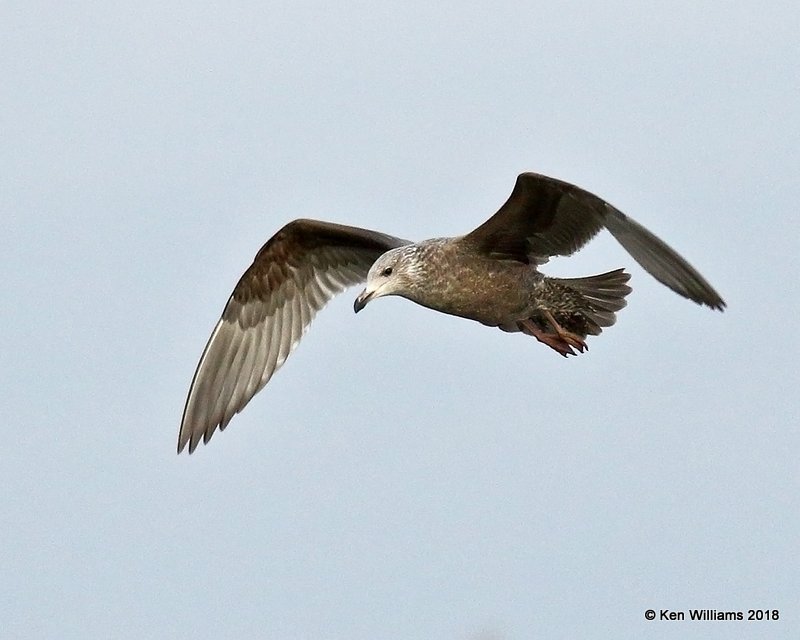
[{"x1": 644, "y1": 609, "x2": 779, "y2": 622}]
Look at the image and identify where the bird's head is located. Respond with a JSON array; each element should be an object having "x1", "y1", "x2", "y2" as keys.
[{"x1": 354, "y1": 245, "x2": 423, "y2": 313}]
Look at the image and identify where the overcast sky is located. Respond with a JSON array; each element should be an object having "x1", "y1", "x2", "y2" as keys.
[{"x1": 2, "y1": 2, "x2": 798, "y2": 638}]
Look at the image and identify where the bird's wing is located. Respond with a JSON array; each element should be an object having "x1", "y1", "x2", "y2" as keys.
[
  {"x1": 464, "y1": 172, "x2": 725, "y2": 310},
  {"x1": 178, "y1": 219, "x2": 410, "y2": 453}
]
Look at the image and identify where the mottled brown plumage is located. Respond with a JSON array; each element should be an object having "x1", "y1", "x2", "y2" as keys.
[{"x1": 179, "y1": 172, "x2": 724, "y2": 453}]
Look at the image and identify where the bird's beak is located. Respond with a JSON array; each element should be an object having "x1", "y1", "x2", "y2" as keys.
[{"x1": 353, "y1": 288, "x2": 374, "y2": 313}]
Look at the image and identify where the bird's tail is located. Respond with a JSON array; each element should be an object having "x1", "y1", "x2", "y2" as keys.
[
  {"x1": 508, "y1": 268, "x2": 632, "y2": 356},
  {"x1": 546, "y1": 268, "x2": 632, "y2": 335}
]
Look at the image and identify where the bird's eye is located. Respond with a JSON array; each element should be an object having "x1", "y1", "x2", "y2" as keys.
[{"x1": 381, "y1": 266, "x2": 393, "y2": 277}]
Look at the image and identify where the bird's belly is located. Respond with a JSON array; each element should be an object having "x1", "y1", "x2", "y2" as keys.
[{"x1": 411, "y1": 268, "x2": 534, "y2": 326}]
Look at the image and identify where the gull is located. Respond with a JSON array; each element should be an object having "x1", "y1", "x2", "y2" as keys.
[{"x1": 178, "y1": 172, "x2": 724, "y2": 453}]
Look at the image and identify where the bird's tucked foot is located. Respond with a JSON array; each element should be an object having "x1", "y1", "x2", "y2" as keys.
[
  {"x1": 542, "y1": 309, "x2": 588, "y2": 354},
  {"x1": 520, "y1": 312, "x2": 588, "y2": 357}
]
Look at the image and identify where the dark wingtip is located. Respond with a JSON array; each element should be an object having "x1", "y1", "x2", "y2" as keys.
[{"x1": 690, "y1": 288, "x2": 726, "y2": 312}]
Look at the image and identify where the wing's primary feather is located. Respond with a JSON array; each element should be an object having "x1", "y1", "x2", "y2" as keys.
[
  {"x1": 601, "y1": 205, "x2": 723, "y2": 309},
  {"x1": 178, "y1": 219, "x2": 409, "y2": 453}
]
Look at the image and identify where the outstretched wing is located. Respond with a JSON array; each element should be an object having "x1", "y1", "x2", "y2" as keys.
[
  {"x1": 464, "y1": 172, "x2": 725, "y2": 310},
  {"x1": 179, "y1": 219, "x2": 410, "y2": 453}
]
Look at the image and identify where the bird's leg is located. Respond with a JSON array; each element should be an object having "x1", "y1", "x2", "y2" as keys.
[
  {"x1": 519, "y1": 318, "x2": 578, "y2": 357},
  {"x1": 541, "y1": 309, "x2": 588, "y2": 354},
  {"x1": 518, "y1": 312, "x2": 589, "y2": 357}
]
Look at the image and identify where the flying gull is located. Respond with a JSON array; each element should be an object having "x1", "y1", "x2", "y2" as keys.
[{"x1": 178, "y1": 172, "x2": 724, "y2": 453}]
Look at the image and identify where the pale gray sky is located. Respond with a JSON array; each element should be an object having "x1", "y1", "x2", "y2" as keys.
[{"x1": 2, "y1": 2, "x2": 798, "y2": 638}]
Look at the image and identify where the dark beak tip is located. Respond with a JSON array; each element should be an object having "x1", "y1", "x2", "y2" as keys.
[
  {"x1": 353, "y1": 294, "x2": 367, "y2": 314},
  {"x1": 354, "y1": 288, "x2": 376, "y2": 313}
]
